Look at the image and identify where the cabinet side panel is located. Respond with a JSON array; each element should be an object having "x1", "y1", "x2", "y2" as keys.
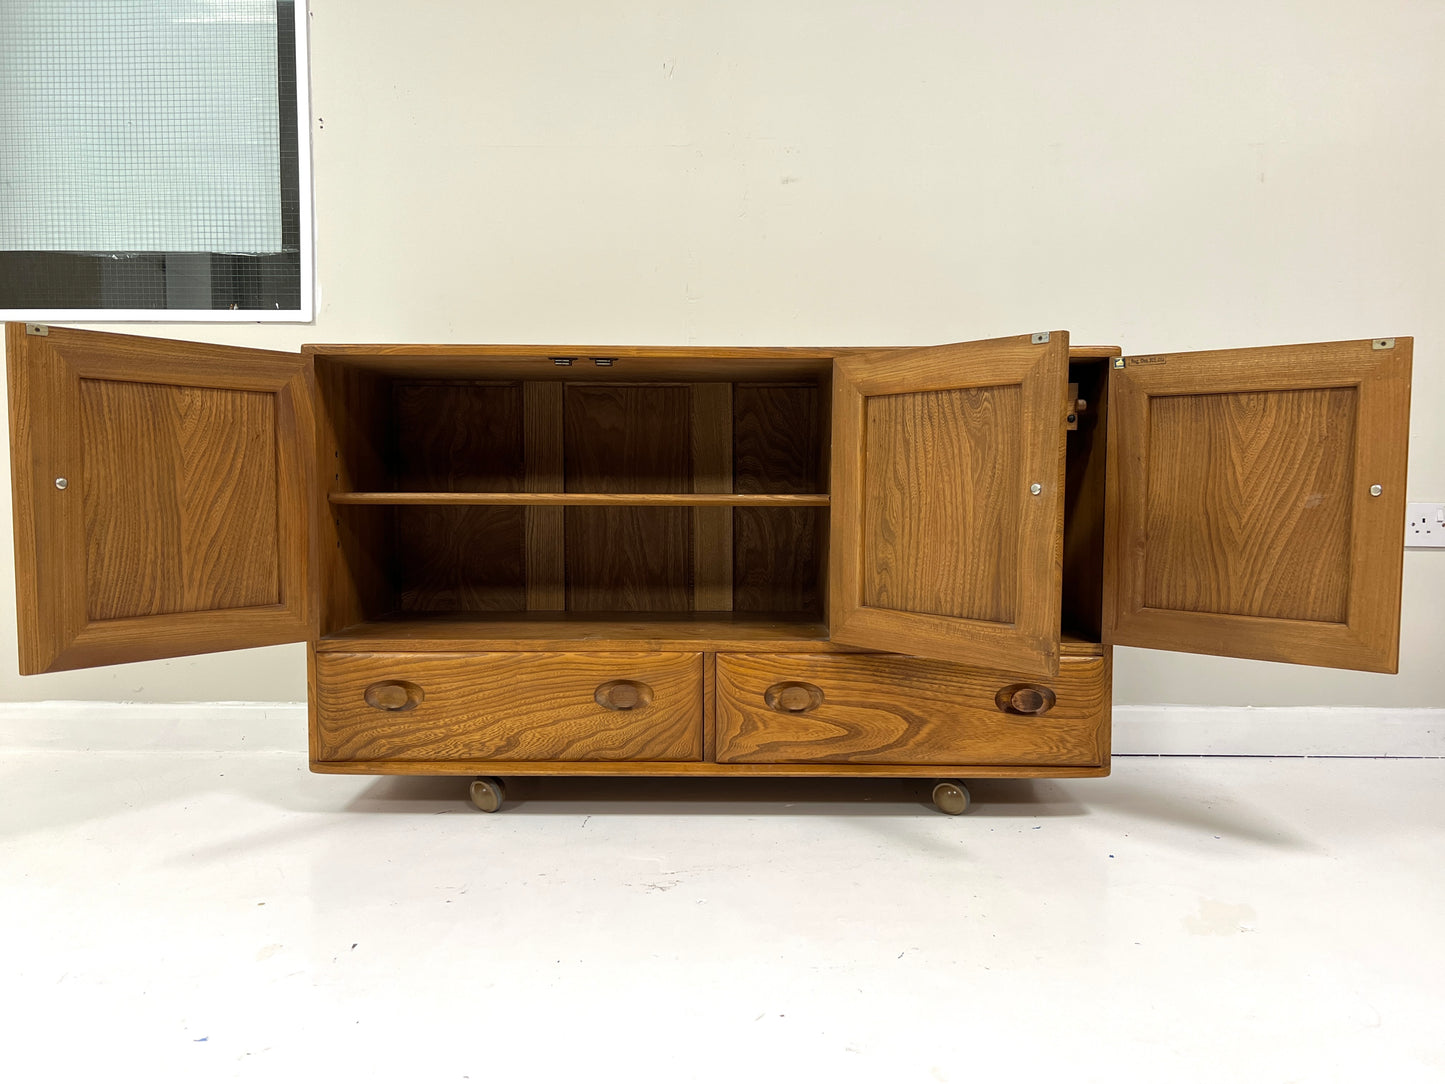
[
  {"x1": 9, "y1": 323, "x2": 68, "y2": 672},
  {"x1": 316, "y1": 361, "x2": 395, "y2": 632}
]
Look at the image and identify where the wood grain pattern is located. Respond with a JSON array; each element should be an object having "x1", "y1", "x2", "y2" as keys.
[
  {"x1": 814, "y1": 370, "x2": 833, "y2": 625},
  {"x1": 394, "y1": 506, "x2": 526, "y2": 611},
  {"x1": 733, "y1": 509, "x2": 825, "y2": 614},
  {"x1": 830, "y1": 334, "x2": 1068, "y2": 675},
  {"x1": 863, "y1": 385, "x2": 1021, "y2": 621},
  {"x1": 1142, "y1": 388, "x2": 1355, "y2": 621},
  {"x1": 311, "y1": 758, "x2": 1113, "y2": 779},
  {"x1": 80, "y1": 380, "x2": 280, "y2": 620},
  {"x1": 316, "y1": 614, "x2": 1104, "y2": 656},
  {"x1": 329, "y1": 492, "x2": 828, "y2": 506},
  {"x1": 314, "y1": 651, "x2": 703, "y2": 762},
  {"x1": 391, "y1": 381, "x2": 524, "y2": 490},
  {"x1": 319, "y1": 611, "x2": 848, "y2": 652},
  {"x1": 524, "y1": 381, "x2": 565, "y2": 609},
  {"x1": 315, "y1": 359, "x2": 392, "y2": 635},
  {"x1": 733, "y1": 383, "x2": 825, "y2": 613},
  {"x1": 691, "y1": 383, "x2": 734, "y2": 610},
  {"x1": 7, "y1": 323, "x2": 313, "y2": 674},
  {"x1": 389, "y1": 381, "x2": 527, "y2": 612},
  {"x1": 565, "y1": 385, "x2": 692, "y2": 611},
  {"x1": 1105, "y1": 337, "x2": 1411, "y2": 672},
  {"x1": 733, "y1": 384, "x2": 823, "y2": 493},
  {"x1": 702, "y1": 651, "x2": 718, "y2": 760},
  {"x1": 714, "y1": 652, "x2": 1110, "y2": 765}
]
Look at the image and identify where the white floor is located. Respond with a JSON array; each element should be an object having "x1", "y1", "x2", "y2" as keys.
[{"x1": 1, "y1": 752, "x2": 1442, "y2": 1083}]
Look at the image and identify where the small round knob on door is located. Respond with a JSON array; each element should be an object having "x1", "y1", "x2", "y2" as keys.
[
  {"x1": 764, "y1": 681, "x2": 825, "y2": 713},
  {"x1": 364, "y1": 680, "x2": 424, "y2": 712},
  {"x1": 995, "y1": 683, "x2": 1057, "y2": 716},
  {"x1": 595, "y1": 679, "x2": 653, "y2": 711}
]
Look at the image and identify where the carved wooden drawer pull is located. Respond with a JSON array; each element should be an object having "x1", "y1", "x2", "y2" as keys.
[
  {"x1": 995, "y1": 683, "x2": 1057, "y2": 715},
  {"x1": 764, "y1": 681, "x2": 825, "y2": 713},
  {"x1": 364, "y1": 680, "x2": 424, "y2": 712},
  {"x1": 595, "y1": 679, "x2": 653, "y2": 711}
]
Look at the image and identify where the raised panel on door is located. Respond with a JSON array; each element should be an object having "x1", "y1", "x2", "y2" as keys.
[
  {"x1": 1103, "y1": 337, "x2": 1410, "y2": 672},
  {"x1": 829, "y1": 333, "x2": 1070, "y2": 675},
  {"x1": 7, "y1": 323, "x2": 314, "y2": 673}
]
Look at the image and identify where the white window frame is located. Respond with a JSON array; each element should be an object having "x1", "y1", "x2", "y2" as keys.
[{"x1": 0, "y1": 2, "x2": 314, "y2": 323}]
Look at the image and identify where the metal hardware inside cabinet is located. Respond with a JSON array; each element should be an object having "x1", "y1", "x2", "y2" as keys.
[
  {"x1": 1373, "y1": 339, "x2": 1395, "y2": 350},
  {"x1": 1031, "y1": 332, "x2": 1050, "y2": 344},
  {"x1": 1029, "y1": 483, "x2": 1043, "y2": 495},
  {"x1": 25, "y1": 323, "x2": 48, "y2": 336},
  {"x1": 551, "y1": 357, "x2": 574, "y2": 366},
  {"x1": 1370, "y1": 484, "x2": 1383, "y2": 496},
  {"x1": 1111, "y1": 357, "x2": 1125, "y2": 368},
  {"x1": 1066, "y1": 381, "x2": 1085, "y2": 430},
  {"x1": 593, "y1": 358, "x2": 615, "y2": 367},
  {"x1": 54, "y1": 477, "x2": 68, "y2": 490}
]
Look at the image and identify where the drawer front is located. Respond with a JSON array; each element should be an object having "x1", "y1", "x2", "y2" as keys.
[
  {"x1": 315, "y1": 652, "x2": 703, "y2": 762},
  {"x1": 715, "y1": 653, "x2": 1108, "y2": 765}
]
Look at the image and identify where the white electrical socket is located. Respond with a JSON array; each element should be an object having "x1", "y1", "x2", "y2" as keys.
[{"x1": 1405, "y1": 502, "x2": 1445, "y2": 548}]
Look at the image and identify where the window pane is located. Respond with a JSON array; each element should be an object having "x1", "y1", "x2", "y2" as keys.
[{"x1": 0, "y1": 1, "x2": 304, "y2": 316}]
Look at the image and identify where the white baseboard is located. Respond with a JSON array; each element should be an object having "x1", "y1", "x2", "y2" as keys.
[
  {"x1": 0, "y1": 701, "x2": 306, "y2": 753},
  {"x1": 0, "y1": 701, "x2": 1440, "y2": 758},
  {"x1": 1112, "y1": 705, "x2": 1445, "y2": 757}
]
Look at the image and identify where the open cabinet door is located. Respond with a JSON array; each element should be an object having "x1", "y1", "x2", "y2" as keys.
[
  {"x1": 7, "y1": 324, "x2": 314, "y2": 673},
  {"x1": 1104, "y1": 337, "x2": 1410, "y2": 672},
  {"x1": 830, "y1": 333, "x2": 1069, "y2": 675}
]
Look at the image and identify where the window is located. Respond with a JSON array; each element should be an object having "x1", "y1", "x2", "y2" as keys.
[{"x1": 0, "y1": 1, "x2": 311, "y2": 320}]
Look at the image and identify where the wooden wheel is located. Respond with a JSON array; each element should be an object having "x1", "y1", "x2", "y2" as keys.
[
  {"x1": 469, "y1": 776, "x2": 506, "y2": 813},
  {"x1": 931, "y1": 780, "x2": 971, "y2": 815}
]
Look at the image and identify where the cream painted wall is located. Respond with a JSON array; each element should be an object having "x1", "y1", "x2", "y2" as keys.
[{"x1": 0, "y1": 0, "x2": 1441, "y2": 707}]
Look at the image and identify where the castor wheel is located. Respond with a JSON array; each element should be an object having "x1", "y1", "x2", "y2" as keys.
[
  {"x1": 469, "y1": 776, "x2": 507, "y2": 813},
  {"x1": 932, "y1": 780, "x2": 971, "y2": 815}
]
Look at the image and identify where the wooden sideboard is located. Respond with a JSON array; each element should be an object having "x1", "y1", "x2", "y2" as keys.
[{"x1": 5, "y1": 325, "x2": 1411, "y2": 812}]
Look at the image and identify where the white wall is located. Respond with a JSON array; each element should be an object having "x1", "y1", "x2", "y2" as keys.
[{"x1": 1, "y1": 0, "x2": 1441, "y2": 708}]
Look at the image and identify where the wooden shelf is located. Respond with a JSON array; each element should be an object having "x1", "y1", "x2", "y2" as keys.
[
  {"x1": 319, "y1": 611, "x2": 837, "y2": 652},
  {"x1": 318, "y1": 612, "x2": 1105, "y2": 657},
  {"x1": 328, "y1": 491, "x2": 831, "y2": 507}
]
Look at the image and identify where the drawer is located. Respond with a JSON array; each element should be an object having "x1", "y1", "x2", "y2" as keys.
[
  {"x1": 715, "y1": 653, "x2": 1108, "y2": 766},
  {"x1": 315, "y1": 651, "x2": 703, "y2": 762}
]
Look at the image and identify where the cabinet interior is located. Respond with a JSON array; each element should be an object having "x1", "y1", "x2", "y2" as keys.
[
  {"x1": 316, "y1": 354, "x2": 833, "y2": 637},
  {"x1": 1061, "y1": 357, "x2": 1109, "y2": 645},
  {"x1": 316, "y1": 350, "x2": 1109, "y2": 652}
]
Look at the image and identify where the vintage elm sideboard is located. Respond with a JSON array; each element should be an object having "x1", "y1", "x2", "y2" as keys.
[{"x1": 5, "y1": 324, "x2": 1410, "y2": 812}]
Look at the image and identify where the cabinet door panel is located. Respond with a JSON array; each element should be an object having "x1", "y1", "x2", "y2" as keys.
[
  {"x1": 1104, "y1": 337, "x2": 1410, "y2": 672},
  {"x1": 7, "y1": 324, "x2": 314, "y2": 673},
  {"x1": 830, "y1": 333, "x2": 1069, "y2": 675}
]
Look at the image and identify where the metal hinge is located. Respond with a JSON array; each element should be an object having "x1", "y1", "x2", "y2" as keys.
[
  {"x1": 1031, "y1": 331, "x2": 1050, "y2": 344},
  {"x1": 25, "y1": 323, "x2": 48, "y2": 336},
  {"x1": 1111, "y1": 356, "x2": 1125, "y2": 368},
  {"x1": 1373, "y1": 338, "x2": 1395, "y2": 350}
]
